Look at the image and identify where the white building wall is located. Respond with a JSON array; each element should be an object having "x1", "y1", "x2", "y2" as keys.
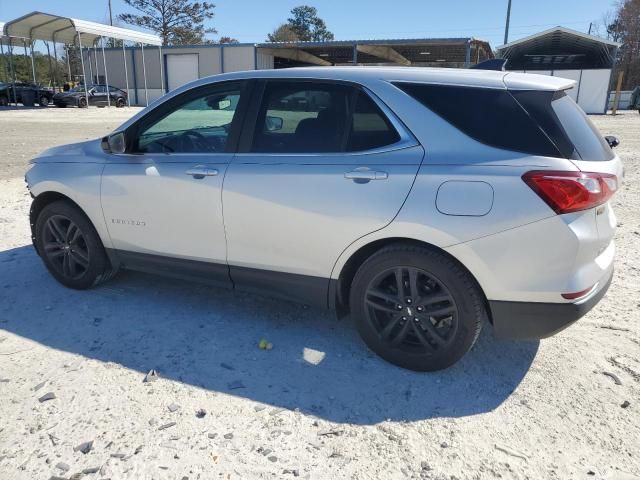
[
  {"x1": 520, "y1": 68, "x2": 611, "y2": 114},
  {"x1": 222, "y1": 46, "x2": 256, "y2": 72}
]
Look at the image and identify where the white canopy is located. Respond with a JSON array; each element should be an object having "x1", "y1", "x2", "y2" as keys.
[
  {"x1": 0, "y1": 21, "x2": 29, "y2": 47},
  {"x1": 3, "y1": 11, "x2": 161, "y2": 46}
]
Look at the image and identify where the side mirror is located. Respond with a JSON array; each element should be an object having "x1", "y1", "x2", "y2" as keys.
[
  {"x1": 605, "y1": 135, "x2": 619, "y2": 148},
  {"x1": 101, "y1": 132, "x2": 126, "y2": 154},
  {"x1": 265, "y1": 115, "x2": 284, "y2": 132}
]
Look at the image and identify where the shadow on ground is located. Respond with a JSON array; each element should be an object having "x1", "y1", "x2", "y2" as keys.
[{"x1": 0, "y1": 245, "x2": 539, "y2": 424}]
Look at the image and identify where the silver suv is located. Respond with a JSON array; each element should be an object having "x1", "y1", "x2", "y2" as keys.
[{"x1": 25, "y1": 67, "x2": 622, "y2": 371}]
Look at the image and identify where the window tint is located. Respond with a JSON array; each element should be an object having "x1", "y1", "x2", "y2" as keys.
[
  {"x1": 394, "y1": 82, "x2": 562, "y2": 158},
  {"x1": 252, "y1": 82, "x2": 351, "y2": 153},
  {"x1": 550, "y1": 93, "x2": 614, "y2": 161},
  {"x1": 347, "y1": 91, "x2": 400, "y2": 151},
  {"x1": 93, "y1": 86, "x2": 106, "y2": 93},
  {"x1": 137, "y1": 87, "x2": 241, "y2": 153}
]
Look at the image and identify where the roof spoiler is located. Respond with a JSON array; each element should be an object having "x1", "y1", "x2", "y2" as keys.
[{"x1": 470, "y1": 59, "x2": 508, "y2": 71}]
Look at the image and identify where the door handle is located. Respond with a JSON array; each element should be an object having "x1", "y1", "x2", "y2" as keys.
[
  {"x1": 185, "y1": 166, "x2": 219, "y2": 179},
  {"x1": 345, "y1": 168, "x2": 388, "y2": 182}
]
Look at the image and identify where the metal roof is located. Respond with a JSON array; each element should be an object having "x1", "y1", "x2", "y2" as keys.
[
  {"x1": 2, "y1": 11, "x2": 161, "y2": 45},
  {"x1": 0, "y1": 21, "x2": 29, "y2": 47},
  {"x1": 496, "y1": 26, "x2": 620, "y2": 70}
]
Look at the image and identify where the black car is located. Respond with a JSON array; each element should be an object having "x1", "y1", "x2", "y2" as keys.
[
  {"x1": 53, "y1": 84, "x2": 128, "y2": 108},
  {"x1": 0, "y1": 82, "x2": 54, "y2": 107}
]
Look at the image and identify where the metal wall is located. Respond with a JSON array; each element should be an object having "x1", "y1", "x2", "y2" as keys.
[
  {"x1": 99, "y1": 44, "x2": 273, "y2": 105},
  {"x1": 514, "y1": 68, "x2": 612, "y2": 114}
]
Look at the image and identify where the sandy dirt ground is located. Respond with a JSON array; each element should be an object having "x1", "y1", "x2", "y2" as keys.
[{"x1": 0, "y1": 107, "x2": 638, "y2": 480}]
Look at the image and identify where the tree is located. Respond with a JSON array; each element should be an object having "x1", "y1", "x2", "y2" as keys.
[
  {"x1": 267, "y1": 24, "x2": 300, "y2": 43},
  {"x1": 118, "y1": 0, "x2": 217, "y2": 46},
  {"x1": 288, "y1": 6, "x2": 334, "y2": 41},
  {"x1": 217, "y1": 36, "x2": 239, "y2": 44},
  {"x1": 595, "y1": 0, "x2": 640, "y2": 89},
  {"x1": 266, "y1": 6, "x2": 333, "y2": 43}
]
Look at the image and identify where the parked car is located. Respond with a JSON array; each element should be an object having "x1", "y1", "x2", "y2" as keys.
[
  {"x1": 0, "y1": 81, "x2": 54, "y2": 107},
  {"x1": 52, "y1": 84, "x2": 128, "y2": 108},
  {"x1": 25, "y1": 67, "x2": 622, "y2": 371}
]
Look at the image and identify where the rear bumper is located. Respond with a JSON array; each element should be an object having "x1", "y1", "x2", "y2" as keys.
[{"x1": 489, "y1": 267, "x2": 613, "y2": 340}]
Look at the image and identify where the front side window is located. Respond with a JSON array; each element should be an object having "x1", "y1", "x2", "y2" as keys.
[
  {"x1": 137, "y1": 86, "x2": 241, "y2": 154},
  {"x1": 251, "y1": 81, "x2": 402, "y2": 154}
]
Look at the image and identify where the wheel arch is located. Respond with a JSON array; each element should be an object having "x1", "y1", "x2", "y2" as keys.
[
  {"x1": 29, "y1": 191, "x2": 111, "y2": 264},
  {"x1": 332, "y1": 237, "x2": 492, "y2": 323}
]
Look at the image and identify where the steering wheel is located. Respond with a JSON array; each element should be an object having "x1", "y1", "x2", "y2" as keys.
[{"x1": 178, "y1": 129, "x2": 210, "y2": 152}]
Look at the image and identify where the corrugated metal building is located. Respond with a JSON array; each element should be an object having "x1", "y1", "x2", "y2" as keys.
[
  {"x1": 496, "y1": 27, "x2": 620, "y2": 114},
  {"x1": 98, "y1": 38, "x2": 492, "y2": 105}
]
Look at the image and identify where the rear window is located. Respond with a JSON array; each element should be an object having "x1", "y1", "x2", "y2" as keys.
[
  {"x1": 394, "y1": 82, "x2": 562, "y2": 158},
  {"x1": 550, "y1": 93, "x2": 614, "y2": 161}
]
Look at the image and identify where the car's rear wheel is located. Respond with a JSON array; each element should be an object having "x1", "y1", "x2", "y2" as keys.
[
  {"x1": 35, "y1": 201, "x2": 115, "y2": 289},
  {"x1": 39, "y1": 96, "x2": 49, "y2": 107},
  {"x1": 78, "y1": 97, "x2": 87, "y2": 108},
  {"x1": 116, "y1": 97, "x2": 126, "y2": 108},
  {"x1": 349, "y1": 244, "x2": 485, "y2": 371},
  {"x1": 0, "y1": 96, "x2": 8, "y2": 107}
]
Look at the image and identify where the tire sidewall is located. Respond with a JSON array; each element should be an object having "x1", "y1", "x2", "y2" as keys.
[
  {"x1": 78, "y1": 97, "x2": 87, "y2": 108},
  {"x1": 350, "y1": 247, "x2": 483, "y2": 371},
  {"x1": 39, "y1": 96, "x2": 49, "y2": 107},
  {"x1": 35, "y1": 201, "x2": 110, "y2": 289}
]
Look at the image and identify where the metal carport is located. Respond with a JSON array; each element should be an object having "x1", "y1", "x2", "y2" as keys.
[
  {"x1": 496, "y1": 27, "x2": 620, "y2": 113},
  {"x1": 2, "y1": 11, "x2": 162, "y2": 107}
]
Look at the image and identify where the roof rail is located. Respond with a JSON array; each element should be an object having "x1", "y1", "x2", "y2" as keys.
[{"x1": 470, "y1": 59, "x2": 508, "y2": 71}]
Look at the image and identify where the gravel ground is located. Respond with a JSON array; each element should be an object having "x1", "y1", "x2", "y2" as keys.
[{"x1": 0, "y1": 107, "x2": 638, "y2": 480}]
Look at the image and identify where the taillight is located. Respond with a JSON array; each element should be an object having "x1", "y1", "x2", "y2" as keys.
[{"x1": 522, "y1": 170, "x2": 618, "y2": 214}]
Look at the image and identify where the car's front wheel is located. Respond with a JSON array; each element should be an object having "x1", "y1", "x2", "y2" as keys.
[
  {"x1": 0, "y1": 96, "x2": 8, "y2": 107},
  {"x1": 349, "y1": 244, "x2": 485, "y2": 371},
  {"x1": 78, "y1": 97, "x2": 87, "y2": 108},
  {"x1": 39, "y1": 96, "x2": 50, "y2": 107},
  {"x1": 35, "y1": 200, "x2": 115, "y2": 289}
]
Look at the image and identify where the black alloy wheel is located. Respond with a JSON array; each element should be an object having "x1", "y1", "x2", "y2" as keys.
[
  {"x1": 364, "y1": 266, "x2": 458, "y2": 354},
  {"x1": 42, "y1": 215, "x2": 90, "y2": 280}
]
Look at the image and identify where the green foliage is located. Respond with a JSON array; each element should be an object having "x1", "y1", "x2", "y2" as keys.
[
  {"x1": 607, "y1": 0, "x2": 640, "y2": 89},
  {"x1": 0, "y1": 51, "x2": 66, "y2": 86},
  {"x1": 267, "y1": 5, "x2": 334, "y2": 43},
  {"x1": 118, "y1": 0, "x2": 217, "y2": 46}
]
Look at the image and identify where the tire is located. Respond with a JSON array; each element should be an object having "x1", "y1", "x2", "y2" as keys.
[
  {"x1": 78, "y1": 97, "x2": 87, "y2": 108},
  {"x1": 39, "y1": 96, "x2": 50, "y2": 107},
  {"x1": 349, "y1": 244, "x2": 485, "y2": 371},
  {"x1": 116, "y1": 97, "x2": 125, "y2": 108},
  {"x1": 0, "y1": 96, "x2": 8, "y2": 107},
  {"x1": 35, "y1": 200, "x2": 115, "y2": 289}
]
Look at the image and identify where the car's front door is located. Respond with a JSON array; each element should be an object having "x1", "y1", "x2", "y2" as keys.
[
  {"x1": 222, "y1": 80, "x2": 424, "y2": 305},
  {"x1": 89, "y1": 86, "x2": 108, "y2": 106},
  {"x1": 101, "y1": 80, "x2": 249, "y2": 285}
]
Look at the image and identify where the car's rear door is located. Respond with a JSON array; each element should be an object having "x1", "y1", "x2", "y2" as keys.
[
  {"x1": 101, "y1": 80, "x2": 250, "y2": 285},
  {"x1": 222, "y1": 79, "x2": 424, "y2": 305}
]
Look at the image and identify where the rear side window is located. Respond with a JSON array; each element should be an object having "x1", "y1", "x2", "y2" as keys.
[
  {"x1": 347, "y1": 91, "x2": 400, "y2": 151},
  {"x1": 549, "y1": 93, "x2": 614, "y2": 161},
  {"x1": 394, "y1": 82, "x2": 562, "y2": 158}
]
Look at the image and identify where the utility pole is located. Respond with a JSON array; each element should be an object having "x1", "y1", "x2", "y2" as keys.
[
  {"x1": 503, "y1": 0, "x2": 512, "y2": 45},
  {"x1": 588, "y1": 22, "x2": 592, "y2": 35},
  {"x1": 108, "y1": 0, "x2": 113, "y2": 26}
]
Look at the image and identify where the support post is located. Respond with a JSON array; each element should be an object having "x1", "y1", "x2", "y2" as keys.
[
  {"x1": 88, "y1": 47, "x2": 94, "y2": 87},
  {"x1": 93, "y1": 45, "x2": 99, "y2": 83},
  {"x1": 122, "y1": 42, "x2": 131, "y2": 107},
  {"x1": 611, "y1": 71, "x2": 624, "y2": 115},
  {"x1": 158, "y1": 45, "x2": 165, "y2": 94},
  {"x1": 0, "y1": 40, "x2": 6, "y2": 83},
  {"x1": 66, "y1": 45, "x2": 71, "y2": 83},
  {"x1": 352, "y1": 44, "x2": 357, "y2": 65},
  {"x1": 465, "y1": 40, "x2": 471, "y2": 67},
  {"x1": 52, "y1": 36, "x2": 60, "y2": 93},
  {"x1": 503, "y1": 0, "x2": 512, "y2": 45},
  {"x1": 101, "y1": 38, "x2": 111, "y2": 106},
  {"x1": 77, "y1": 33, "x2": 90, "y2": 107},
  {"x1": 8, "y1": 44, "x2": 18, "y2": 104},
  {"x1": 45, "y1": 41, "x2": 55, "y2": 92},
  {"x1": 29, "y1": 40, "x2": 37, "y2": 83},
  {"x1": 140, "y1": 42, "x2": 148, "y2": 106}
]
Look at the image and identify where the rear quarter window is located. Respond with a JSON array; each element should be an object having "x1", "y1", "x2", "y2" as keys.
[{"x1": 394, "y1": 82, "x2": 562, "y2": 158}]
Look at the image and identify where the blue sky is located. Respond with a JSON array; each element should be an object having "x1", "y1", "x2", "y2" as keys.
[{"x1": 1, "y1": 0, "x2": 616, "y2": 47}]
